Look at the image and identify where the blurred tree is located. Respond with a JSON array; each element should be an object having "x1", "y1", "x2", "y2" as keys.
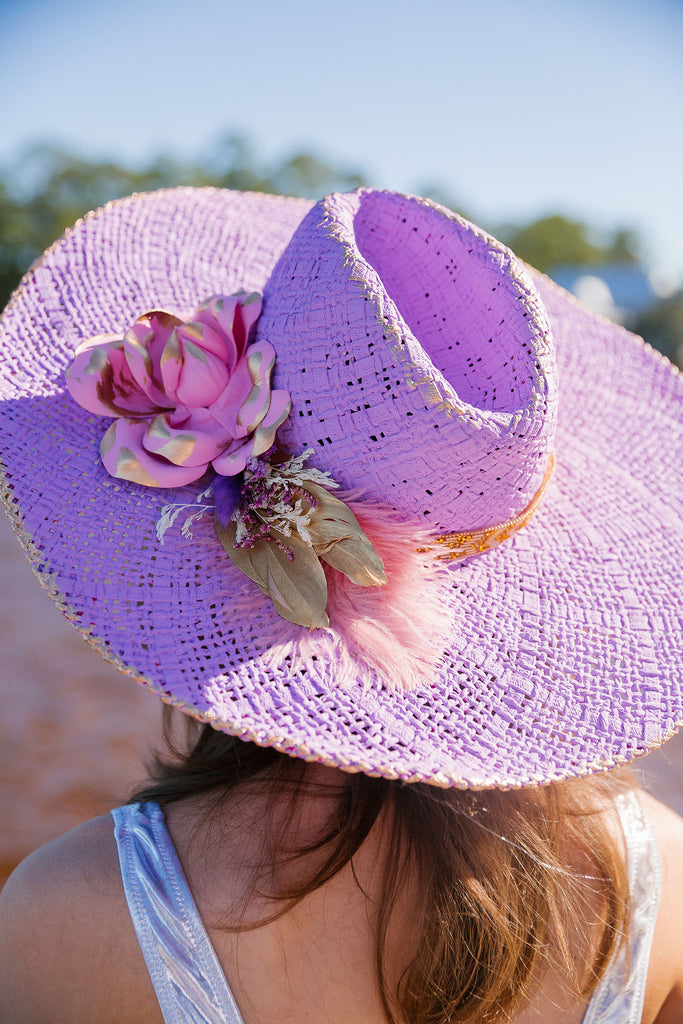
[
  {"x1": 201, "y1": 134, "x2": 270, "y2": 192},
  {"x1": 0, "y1": 180, "x2": 29, "y2": 301},
  {"x1": 498, "y1": 216, "x2": 601, "y2": 272},
  {"x1": 268, "y1": 152, "x2": 365, "y2": 198},
  {"x1": 497, "y1": 216, "x2": 641, "y2": 272},
  {"x1": 604, "y1": 228, "x2": 640, "y2": 265},
  {"x1": 0, "y1": 143, "x2": 202, "y2": 303},
  {"x1": 0, "y1": 137, "x2": 369, "y2": 307},
  {"x1": 633, "y1": 291, "x2": 683, "y2": 369},
  {"x1": 0, "y1": 140, "x2": 649, "y2": 317}
]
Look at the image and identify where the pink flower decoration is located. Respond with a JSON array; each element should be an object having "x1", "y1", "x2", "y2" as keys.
[{"x1": 66, "y1": 292, "x2": 291, "y2": 487}]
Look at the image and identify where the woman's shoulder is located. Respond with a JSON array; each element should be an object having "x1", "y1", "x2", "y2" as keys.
[
  {"x1": 0, "y1": 812, "x2": 162, "y2": 1024},
  {"x1": 636, "y1": 791, "x2": 683, "y2": 1024}
]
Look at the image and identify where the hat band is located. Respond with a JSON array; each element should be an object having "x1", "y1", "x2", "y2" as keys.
[{"x1": 428, "y1": 453, "x2": 556, "y2": 562}]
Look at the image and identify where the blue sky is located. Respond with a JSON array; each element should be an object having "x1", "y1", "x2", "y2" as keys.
[{"x1": 2, "y1": 0, "x2": 682, "y2": 276}]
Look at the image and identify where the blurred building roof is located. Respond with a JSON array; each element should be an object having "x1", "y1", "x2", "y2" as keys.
[{"x1": 550, "y1": 263, "x2": 661, "y2": 324}]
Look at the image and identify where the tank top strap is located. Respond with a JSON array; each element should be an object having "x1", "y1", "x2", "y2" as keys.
[
  {"x1": 111, "y1": 801, "x2": 245, "y2": 1024},
  {"x1": 581, "y1": 790, "x2": 662, "y2": 1024}
]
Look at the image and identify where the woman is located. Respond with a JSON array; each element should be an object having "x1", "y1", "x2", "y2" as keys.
[{"x1": 0, "y1": 186, "x2": 682, "y2": 1022}]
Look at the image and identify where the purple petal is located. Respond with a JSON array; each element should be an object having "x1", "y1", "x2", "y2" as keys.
[{"x1": 213, "y1": 474, "x2": 243, "y2": 526}]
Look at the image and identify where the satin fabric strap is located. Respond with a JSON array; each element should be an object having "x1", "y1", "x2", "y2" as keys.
[
  {"x1": 581, "y1": 791, "x2": 662, "y2": 1024},
  {"x1": 111, "y1": 802, "x2": 245, "y2": 1024},
  {"x1": 431, "y1": 452, "x2": 556, "y2": 561},
  {"x1": 111, "y1": 793, "x2": 656, "y2": 1024}
]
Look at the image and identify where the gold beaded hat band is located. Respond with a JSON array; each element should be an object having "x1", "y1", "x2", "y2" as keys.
[
  {"x1": 1, "y1": 186, "x2": 681, "y2": 789},
  {"x1": 429, "y1": 453, "x2": 555, "y2": 561}
]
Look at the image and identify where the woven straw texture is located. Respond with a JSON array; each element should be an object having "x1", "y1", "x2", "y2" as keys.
[{"x1": 1, "y1": 187, "x2": 682, "y2": 788}]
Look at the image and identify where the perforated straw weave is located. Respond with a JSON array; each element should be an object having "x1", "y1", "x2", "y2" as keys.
[{"x1": 1, "y1": 186, "x2": 682, "y2": 788}]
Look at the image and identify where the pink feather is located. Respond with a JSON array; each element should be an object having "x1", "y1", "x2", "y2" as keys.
[{"x1": 263, "y1": 499, "x2": 452, "y2": 693}]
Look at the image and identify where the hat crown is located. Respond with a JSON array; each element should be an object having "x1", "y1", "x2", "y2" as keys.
[{"x1": 260, "y1": 189, "x2": 558, "y2": 531}]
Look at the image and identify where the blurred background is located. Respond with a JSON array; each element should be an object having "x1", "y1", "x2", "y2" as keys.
[{"x1": 1, "y1": 0, "x2": 682, "y2": 879}]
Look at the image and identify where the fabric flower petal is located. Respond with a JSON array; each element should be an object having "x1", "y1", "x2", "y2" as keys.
[
  {"x1": 211, "y1": 389, "x2": 292, "y2": 475},
  {"x1": 68, "y1": 291, "x2": 290, "y2": 489},
  {"x1": 208, "y1": 356, "x2": 257, "y2": 436},
  {"x1": 236, "y1": 341, "x2": 278, "y2": 434},
  {"x1": 100, "y1": 418, "x2": 206, "y2": 487},
  {"x1": 194, "y1": 292, "x2": 262, "y2": 369},
  {"x1": 66, "y1": 335, "x2": 158, "y2": 417},
  {"x1": 210, "y1": 340, "x2": 282, "y2": 438},
  {"x1": 123, "y1": 310, "x2": 183, "y2": 407},
  {"x1": 143, "y1": 408, "x2": 230, "y2": 468},
  {"x1": 211, "y1": 435, "x2": 254, "y2": 476},
  {"x1": 161, "y1": 323, "x2": 231, "y2": 408},
  {"x1": 193, "y1": 296, "x2": 240, "y2": 369},
  {"x1": 231, "y1": 291, "x2": 262, "y2": 351},
  {"x1": 250, "y1": 389, "x2": 292, "y2": 456}
]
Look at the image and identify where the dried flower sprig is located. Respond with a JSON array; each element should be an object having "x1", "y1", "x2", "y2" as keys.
[
  {"x1": 214, "y1": 449, "x2": 386, "y2": 628},
  {"x1": 227, "y1": 449, "x2": 338, "y2": 548},
  {"x1": 157, "y1": 449, "x2": 387, "y2": 629}
]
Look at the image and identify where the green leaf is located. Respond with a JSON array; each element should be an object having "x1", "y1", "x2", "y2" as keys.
[
  {"x1": 215, "y1": 519, "x2": 329, "y2": 629},
  {"x1": 304, "y1": 483, "x2": 386, "y2": 587}
]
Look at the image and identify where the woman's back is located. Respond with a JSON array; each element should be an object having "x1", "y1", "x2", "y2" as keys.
[{"x1": 2, "y1": 778, "x2": 682, "y2": 1024}]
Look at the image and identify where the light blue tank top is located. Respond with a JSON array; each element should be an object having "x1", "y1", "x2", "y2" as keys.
[{"x1": 111, "y1": 790, "x2": 661, "y2": 1024}]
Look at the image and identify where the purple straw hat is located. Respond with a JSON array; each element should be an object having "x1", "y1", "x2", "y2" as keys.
[{"x1": 1, "y1": 186, "x2": 682, "y2": 788}]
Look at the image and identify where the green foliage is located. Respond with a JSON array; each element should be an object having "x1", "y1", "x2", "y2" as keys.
[
  {"x1": 633, "y1": 291, "x2": 683, "y2": 368},
  {"x1": 0, "y1": 135, "x2": 368, "y2": 307},
  {"x1": 604, "y1": 228, "x2": 640, "y2": 266},
  {"x1": 497, "y1": 215, "x2": 640, "y2": 273}
]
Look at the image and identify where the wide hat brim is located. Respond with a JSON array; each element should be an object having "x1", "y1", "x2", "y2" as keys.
[{"x1": 1, "y1": 187, "x2": 682, "y2": 788}]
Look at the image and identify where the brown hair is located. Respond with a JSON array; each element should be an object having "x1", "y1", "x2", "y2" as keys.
[{"x1": 132, "y1": 711, "x2": 632, "y2": 1024}]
